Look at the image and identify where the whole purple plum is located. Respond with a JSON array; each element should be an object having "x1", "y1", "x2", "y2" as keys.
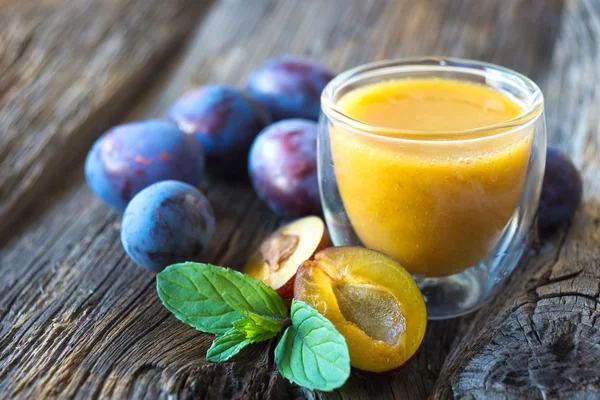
[
  {"x1": 538, "y1": 145, "x2": 583, "y2": 234},
  {"x1": 121, "y1": 180, "x2": 215, "y2": 272},
  {"x1": 85, "y1": 120, "x2": 204, "y2": 211},
  {"x1": 166, "y1": 84, "x2": 270, "y2": 176},
  {"x1": 249, "y1": 119, "x2": 321, "y2": 217},
  {"x1": 246, "y1": 55, "x2": 335, "y2": 121}
]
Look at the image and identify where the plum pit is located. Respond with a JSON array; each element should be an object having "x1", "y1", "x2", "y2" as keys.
[
  {"x1": 260, "y1": 233, "x2": 299, "y2": 271},
  {"x1": 244, "y1": 216, "x2": 330, "y2": 301},
  {"x1": 333, "y1": 281, "x2": 405, "y2": 347}
]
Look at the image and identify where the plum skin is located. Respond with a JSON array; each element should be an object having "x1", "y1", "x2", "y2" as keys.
[
  {"x1": 85, "y1": 120, "x2": 204, "y2": 211},
  {"x1": 120, "y1": 180, "x2": 215, "y2": 272},
  {"x1": 248, "y1": 119, "x2": 321, "y2": 217},
  {"x1": 166, "y1": 84, "x2": 270, "y2": 175},
  {"x1": 246, "y1": 55, "x2": 335, "y2": 121},
  {"x1": 538, "y1": 145, "x2": 583, "y2": 233}
]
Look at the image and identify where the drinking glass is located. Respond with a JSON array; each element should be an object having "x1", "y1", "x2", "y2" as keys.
[{"x1": 318, "y1": 57, "x2": 545, "y2": 319}]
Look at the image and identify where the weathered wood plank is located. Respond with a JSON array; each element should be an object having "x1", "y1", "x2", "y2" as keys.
[
  {"x1": 0, "y1": 0, "x2": 566, "y2": 399},
  {"x1": 433, "y1": 0, "x2": 600, "y2": 398},
  {"x1": 0, "y1": 0, "x2": 212, "y2": 242}
]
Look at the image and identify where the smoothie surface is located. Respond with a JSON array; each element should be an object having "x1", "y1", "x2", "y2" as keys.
[{"x1": 337, "y1": 78, "x2": 523, "y2": 133}]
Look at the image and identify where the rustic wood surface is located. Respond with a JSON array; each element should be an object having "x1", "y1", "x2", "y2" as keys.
[{"x1": 0, "y1": 0, "x2": 597, "y2": 399}]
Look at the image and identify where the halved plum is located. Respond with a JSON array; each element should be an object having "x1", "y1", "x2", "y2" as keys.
[
  {"x1": 294, "y1": 246, "x2": 427, "y2": 372},
  {"x1": 243, "y1": 216, "x2": 330, "y2": 300}
]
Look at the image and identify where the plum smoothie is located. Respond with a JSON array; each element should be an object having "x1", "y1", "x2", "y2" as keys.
[{"x1": 330, "y1": 78, "x2": 531, "y2": 277}]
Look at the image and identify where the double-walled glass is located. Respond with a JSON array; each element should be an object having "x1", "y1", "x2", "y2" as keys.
[{"x1": 318, "y1": 57, "x2": 545, "y2": 319}]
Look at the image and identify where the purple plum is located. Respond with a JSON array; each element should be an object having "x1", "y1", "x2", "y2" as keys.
[
  {"x1": 538, "y1": 145, "x2": 583, "y2": 234},
  {"x1": 85, "y1": 120, "x2": 204, "y2": 211},
  {"x1": 249, "y1": 119, "x2": 321, "y2": 217},
  {"x1": 246, "y1": 55, "x2": 335, "y2": 121},
  {"x1": 121, "y1": 180, "x2": 215, "y2": 272},
  {"x1": 166, "y1": 84, "x2": 270, "y2": 176}
]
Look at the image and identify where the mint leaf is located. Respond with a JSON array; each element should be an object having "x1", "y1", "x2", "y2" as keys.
[
  {"x1": 156, "y1": 262, "x2": 287, "y2": 335},
  {"x1": 233, "y1": 315, "x2": 282, "y2": 342},
  {"x1": 206, "y1": 327, "x2": 251, "y2": 362},
  {"x1": 207, "y1": 314, "x2": 282, "y2": 362},
  {"x1": 223, "y1": 292, "x2": 285, "y2": 339},
  {"x1": 275, "y1": 300, "x2": 350, "y2": 391}
]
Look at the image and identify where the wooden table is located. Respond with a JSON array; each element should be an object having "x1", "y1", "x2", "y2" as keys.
[{"x1": 1, "y1": 0, "x2": 599, "y2": 398}]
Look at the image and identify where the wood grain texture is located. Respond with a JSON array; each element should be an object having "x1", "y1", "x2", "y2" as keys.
[
  {"x1": 433, "y1": 0, "x2": 600, "y2": 398},
  {"x1": 0, "y1": 0, "x2": 212, "y2": 242},
  {"x1": 0, "y1": 0, "x2": 578, "y2": 399}
]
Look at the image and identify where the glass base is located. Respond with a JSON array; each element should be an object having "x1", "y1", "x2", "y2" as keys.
[
  {"x1": 324, "y1": 207, "x2": 529, "y2": 319},
  {"x1": 413, "y1": 269, "x2": 489, "y2": 319},
  {"x1": 410, "y1": 236, "x2": 527, "y2": 319},
  {"x1": 415, "y1": 274, "x2": 485, "y2": 319}
]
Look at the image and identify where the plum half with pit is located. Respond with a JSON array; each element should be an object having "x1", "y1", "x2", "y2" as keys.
[
  {"x1": 538, "y1": 145, "x2": 583, "y2": 234},
  {"x1": 243, "y1": 216, "x2": 330, "y2": 301},
  {"x1": 248, "y1": 119, "x2": 320, "y2": 217},
  {"x1": 120, "y1": 180, "x2": 215, "y2": 272},
  {"x1": 167, "y1": 84, "x2": 270, "y2": 176},
  {"x1": 246, "y1": 55, "x2": 335, "y2": 121},
  {"x1": 294, "y1": 246, "x2": 427, "y2": 373},
  {"x1": 85, "y1": 120, "x2": 204, "y2": 211}
]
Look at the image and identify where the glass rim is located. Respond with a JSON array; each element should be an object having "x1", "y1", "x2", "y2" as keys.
[{"x1": 321, "y1": 56, "x2": 544, "y2": 142}]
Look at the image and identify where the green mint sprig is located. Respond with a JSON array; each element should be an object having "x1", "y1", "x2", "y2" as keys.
[
  {"x1": 157, "y1": 262, "x2": 287, "y2": 335},
  {"x1": 156, "y1": 262, "x2": 350, "y2": 392}
]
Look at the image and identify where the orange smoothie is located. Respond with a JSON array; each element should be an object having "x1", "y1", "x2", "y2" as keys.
[{"x1": 331, "y1": 79, "x2": 531, "y2": 277}]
